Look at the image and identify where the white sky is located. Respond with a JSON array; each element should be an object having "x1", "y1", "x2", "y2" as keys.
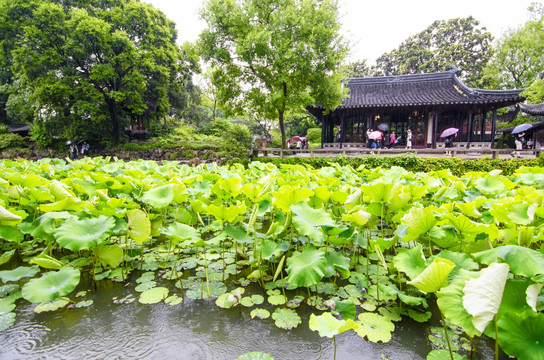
[{"x1": 144, "y1": 0, "x2": 536, "y2": 64}]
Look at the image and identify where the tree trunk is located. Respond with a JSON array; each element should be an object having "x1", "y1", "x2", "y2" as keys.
[
  {"x1": 279, "y1": 109, "x2": 286, "y2": 149},
  {"x1": 106, "y1": 99, "x2": 120, "y2": 145}
]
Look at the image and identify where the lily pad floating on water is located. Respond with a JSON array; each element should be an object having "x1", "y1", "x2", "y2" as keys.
[
  {"x1": 236, "y1": 352, "x2": 275, "y2": 360},
  {"x1": 267, "y1": 289, "x2": 287, "y2": 305},
  {"x1": 250, "y1": 308, "x2": 270, "y2": 319},
  {"x1": 309, "y1": 312, "x2": 358, "y2": 338},
  {"x1": 0, "y1": 312, "x2": 16, "y2": 331},
  {"x1": 135, "y1": 281, "x2": 157, "y2": 292},
  {"x1": 139, "y1": 287, "x2": 169, "y2": 304},
  {"x1": 75, "y1": 300, "x2": 94, "y2": 308},
  {"x1": 271, "y1": 308, "x2": 301, "y2": 330},
  {"x1": 165, "y1": 295, "x2": 183, "y2": 306},
  {"x1": 216, "y1": 287, "x2": 245, "y2": 308},
  {"x1": 355, "y1": 312, "x2": 395, "y2": 343},
  {"x1": 240, "y1": 295, "x2": 265, "y2": 307},
  {"x1": 426, "y1": 350, "x2": 467, "y2": 360},
  {"x1": 186, "y1": 281, "x2": 227, "y2": 300},
  {"x1": 54, "y1": 215, "x2": 115, "y2": 251},
  {"x1": 34, "y1": 298, "x2": 70, "y2": 313},
  {"x1": 22, "y1": 267, "x2": 80, "y2": 303}
]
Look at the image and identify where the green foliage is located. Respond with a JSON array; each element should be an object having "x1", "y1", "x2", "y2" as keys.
[
  {"x1": 373, "y1": 17, "x2": 493, "y2": 87},
  {"x1": 0, "y1": 132, "x2": 26, "y2": 150},
  {"x1": 306, "y1": 128, "x2": 321, "y2": 145}
]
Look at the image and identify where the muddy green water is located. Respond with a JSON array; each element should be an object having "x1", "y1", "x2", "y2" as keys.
[{"x1": 1, "y1": 279, "x2": 497, "y2": 360}]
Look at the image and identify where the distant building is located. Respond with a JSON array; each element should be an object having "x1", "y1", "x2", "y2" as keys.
[{"x1": 308, "y1": 69, "x2": 524, "y2": 148}]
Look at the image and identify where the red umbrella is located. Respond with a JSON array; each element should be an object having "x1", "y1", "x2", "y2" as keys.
[
  {"x1": 291, "y1": 136, "x2": 303, "y2": 141},
  {"x1": 368, "y1": 131, "x2": 382, "y2": 140}
]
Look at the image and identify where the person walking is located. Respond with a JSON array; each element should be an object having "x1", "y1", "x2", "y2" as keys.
[
  {"x1": 80, "y1": 140, "x2": 90, "y2": 157},
  {"x1": 366, "y1": 128, "x2": 373, "y2": 149},
  {"x1": 389, "y1": 131, "x2": 396, "y2": 148},
  {"x1": 512, "y1": 132, "x2": 525, "y2": 158},
  {"x1": 69, "y1": 141, "x2": 78, "y2": 160},
  {"x1": 406, "y1": 129, "x2": 412, "y2": 149}
]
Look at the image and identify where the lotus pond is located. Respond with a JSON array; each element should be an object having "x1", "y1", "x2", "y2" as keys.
[{"x1": 0, "y1": 157, "x2": 543, "y2": 360}]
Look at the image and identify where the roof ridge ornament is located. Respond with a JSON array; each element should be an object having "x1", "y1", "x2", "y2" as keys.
[{"x1": 447, "y1": 65, "x2": 458, "y2": 74}]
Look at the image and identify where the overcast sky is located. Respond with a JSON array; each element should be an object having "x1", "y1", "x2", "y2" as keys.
[{"x1": 144, "y1": 0, "x2": 536, "y2": 64}]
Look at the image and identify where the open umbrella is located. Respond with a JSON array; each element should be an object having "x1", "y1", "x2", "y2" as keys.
[
  {"x1": 291, "y1": 136, "x2": 302, "y2": 141},
  {"x1": 377, "y1": 123, "x2": 389, "y2": 131},
  {"x1": 440, "y1": 128, "x2": 459, "y2": 138},
  {"x1": 368, "y1": 131, "x2": 382, "y2": 140},
  {"x1": 77, "y1": 139, "x2": 87, "y2": 145},
  {"x1": 512, "y1": 123, "x2": 533, "y2": 135}
]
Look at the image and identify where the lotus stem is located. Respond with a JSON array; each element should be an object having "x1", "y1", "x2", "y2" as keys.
[
  {"x1": 333, "y1": 335, "x2": 337, "y2": 360},
  {"x1": 203, "y1": 250, "x2": 211, "y2": 297},
  {"x1": 440, "y1": 309, "x2": 454, "y2": 360},
  {"x1": 494, "y1": 317, "x2": 499, "y2": 360}
]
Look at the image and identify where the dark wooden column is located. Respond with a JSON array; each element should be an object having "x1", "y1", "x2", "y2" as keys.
[
  {"x1": 466, "y1": 109, "x2": 473, "y2": 148},
  {"x1": 320, "y1": 113, "x2": 325, "y2": 148},
  {"x1": 480, "y1": 108, "x2": 486, "y2": 142},
  {"x1": 433, "y1": 109, "x2": 439, "y2": 149},
  {"x1": 340, "y1": 114, "x2": 344, "y2": 149},
  {"x1": 490, "y1": 109, "x2": 497, "y2": 148}
]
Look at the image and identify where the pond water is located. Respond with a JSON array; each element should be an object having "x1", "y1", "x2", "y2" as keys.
[{"x1": 1, "y1": 278, "x2": 499, "y2": 360}]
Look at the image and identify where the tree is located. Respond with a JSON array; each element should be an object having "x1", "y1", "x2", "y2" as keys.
[
  {"x1": 373, "y1": 17, "x2": 493, "y2": 87},
  {"x1": 483, "y1": 4, "x2": 544, "y2": 90},
  {"x1": 344, "y1": 59, "x2": 371, "y2": 78},
  {"x1": 1, "y1": 0, "x2": 192, "y2": 145},
  {"x1": 198, "y1": 0, "x2": 347, "y2": 148}
]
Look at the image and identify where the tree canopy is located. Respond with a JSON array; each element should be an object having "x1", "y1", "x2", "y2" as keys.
[
  {"x1": 0, "y1": 0, "x2": 194, "y2": 146},
  {"x1": 198, "y1": 0, "x2": 347, "y2": 148},
  {"x1": 373, "y1": 17, "x2": 493, "y2": 87}
]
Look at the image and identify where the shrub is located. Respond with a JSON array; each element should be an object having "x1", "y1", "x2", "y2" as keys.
[
  {"x1": 0, "y1": 133, "x2": 26, "y2": 150},
  {"x1": 306, "y1": 128, "x2": 321, "y2": 144}
]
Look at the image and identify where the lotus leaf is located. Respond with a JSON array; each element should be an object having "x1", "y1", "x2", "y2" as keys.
[
  {"x1": 393, "y1": 245, "x2": 426, "y2": 280},
  {"x1": 93, "y1": 245, "x2": 123, "y2": 268},
  {"x1": 361, "y1": 302, "x2": 377, "y2": 312},
  {"x1": 472, "y1": 245, "x2": 544, "y2": 279},
  {"x1": 0, "y1": 204, "x2": 22, "y2": 223},
  {"x1": 135, "y1": 281, "x2": 156, "y2": 292},
  {"x1": 400, "y1": 207, "x2": 438, "y2": 241},
  {"x1": 325, "y1": 251, "x2": 350, "y2": 279},
  {"x1": 271, "y1": 308, "x2": 301, "y2": 330},
  {"x1": 139, "y1": 287, "x2": 169, "y2": 304},
  {"x1": 0, "y1": 284, "x2": 19, "y2": 297},
  {"x1": 508, "y1": 203, "x2": 537, "y2": 225},
  {"x1": 34, "y1": 298, "x2": 70, "y2": 313},
  {"x1": 426, "y1": 350, "x2": 467, "y2": 360},
  {"x1": 436, "y1": 269, "x2": 481, "y2": 338},
  {"x1": 22, "y1": 267, "x2": 80, "y2": 303},
  {"x1": 224, "y1": 225, "x2": 252, "y2": 244},
  {"x1": 142, "y1": 184, "x2": 174, "y2": 208},
  {"x1": 165, "y1": 295, "x2": 183, "y2": 306},
  {"x1": 250, "y1": 308, "x2": 270, "y2": 319},
  {"x1": 215, "y1": 287, "x2": 244, "y2": 308},
  {"x1": 428, "y1": 250, "x2": 478, "y2": 279},
  {"x1": 355, "y1": 312, "x2": 395, "y2": 343},
  {"x1": 164, "y1": 222, "x2": 202, "y2": 246},
  {"x1": 236, "y1": 352, "x2": 275, "y2": 360},
  {"x1": 0, "y1": 298, "x2": 16, "y2": 314},
  {"x1": 127, "y1": 209, "x2": 151, "y2": 244},
  {"x1": 285, "y1": 246, "x2": 327, "y2": 288},
  {"x1": 267, "y1": 290, "x2": 287, "y2": 305},
  {"x1": 29, "y1": 253, "x2": 64, "y2": 270},
  {"x1": 240, "y1": 295, "x2": 264, "y2": 307},
  {"x1": 378, "y1": 306, "x2": 402, "y2": 322},
  {"x1": 186, "y1": 281, "x2": 227, "y2": 300},
  {"x1": 403, "y1": 309, "x2": 432, "y2": 323},
  {"x1": 206, "y1": 203, "x2": 247, "y2": 224},
  {"x1": 272, "y1": 185, "x2": 313, "y2": 212},
  {"x1": 55, "y1": 215, "x2": 115, "y2": 251},
  {"x1": 39, "y1": 198, "x2": 94, "y2": 213},
  {"x1": 0, "y1": 312, "x2": 16, "y2": 331},
  {"x1": 463, "y1": 263, "x2": 509, "y2": 333},
  {"x1": 497, "y1": 311, "x2": 544, "y2": 360},
  {"x1": 527, "y1": 284, "x2": 544, "y2": 312},
  {"x1": 309, "y1": 312, "x2": 358, "y2": 338},
  {"x1": 286, "y1": 295, "x2": 305, "y2": 309},
  {"x1": 0, "y1": 249, "x2": 15, "y2": 266},
  {"x1": 0, "y1": 265, "x2": 39, "y2": 282},
  {"x1": 333, "y1": 298, "x2": 356, "y2": 320},
  {"x1": 408, "y1": 258, "x2": 456, "y2": 293},
  {"x1": 0, "y1": 226, "x2": 18, "y2": 243}
]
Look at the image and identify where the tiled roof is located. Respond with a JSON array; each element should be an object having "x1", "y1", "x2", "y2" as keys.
[
  {"x1": 520, "y1": 103, "x2": 544, "y2": 116},
  {"x1": 313, "y1": 71, "x2": 524, "y2": 110}
]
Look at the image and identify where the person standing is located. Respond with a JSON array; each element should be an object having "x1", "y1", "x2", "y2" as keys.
[
  {"x1": 513, "y1": 132, "x2": 525, "y2": 158},
  {"x1": 366, "y1": 128, "x2": 372, "y2": 148},
  {"x1": 81, "y1": 140, "x2": 90, "y2": 157},
  {"x1": 376, "y1": 131, "x2": 383, "y2": 149},
  {"x1": 389, "y1": 131, "x2": 396, "y2": 147},
  {"x1": 69, "y1": 142, "x2": 78, "y2": 160},
  {"x1": 406, "y1": 129, "x2": 412, "y2": 149}
]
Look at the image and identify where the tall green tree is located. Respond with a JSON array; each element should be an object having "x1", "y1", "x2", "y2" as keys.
[
  {"x1": 483, "y1": 3, "x2": 544, "y2": 90},
  {"x1": 198, "y1": 0, "x2": 347, "y2": 148},
  {"x1": 1, "y1": 0, "x2": 192, "y2": 145},
  {"x1": 373, "y1": 17, "x2": 493, "y2": 87}
]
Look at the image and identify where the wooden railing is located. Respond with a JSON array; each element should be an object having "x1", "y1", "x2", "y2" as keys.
[{"x1": 253, "y1": 147, "x2": 542, "y2": 159}]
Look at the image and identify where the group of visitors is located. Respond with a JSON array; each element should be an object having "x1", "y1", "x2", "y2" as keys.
[
  {"x1": 288, "y1": 138, "x2": 308, "y2": 149},
  {"x1": 365, "y1": 128, "x2": 411, "y2": 151},
  {"x1": 68, "y1": 140, "x2": 90, "y2": 160}
]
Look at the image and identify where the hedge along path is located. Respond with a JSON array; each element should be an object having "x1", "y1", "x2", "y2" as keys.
[{"x1": 0, "y1": 157, "x2": 543, "y2": 360}]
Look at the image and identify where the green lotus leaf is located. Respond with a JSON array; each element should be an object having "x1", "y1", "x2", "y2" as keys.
[
  {"x1": 29, "y1": 253, "x2": 64, "y2": 270},
  {"x1": 0, "y1": 204, "x2": 22, "y2": 223},
  {"x1": 0, "y1": 297, "x2": 16, "y2": 314},
  {"x1": 34, "y1": 298, "x2": 70, "y2": 313},
  {"x1": 165, "y1": 295, "x2": 183, "y2": 306},
  {"x1": 48, "y1": 180, "x2": 75, "y2": 200},
  {"x1": 236, "y1": 352, "x2": 275, "y2": 360},
  {"x1": 426, "y1": 350, "x2": 467, "y2": 360},
  {"x1": 400, "y1": 207, "x2": 438, "y2": 241},
  {"x1": 215, "y1": 287, "x2": 244, "y2": 308},
  {"x1": 325, "y1": 251, "x2": 350, "y2": 279},
  {"x1": 497, "y1": 311, "x2": 544, "y2": 360},
  {"x1": 93, "y1": 245, "x2": 123, "y2": 268},
  {"x1": 271, "y1": 308, "x2": 301, "y2": 330},
  {"x1": 355, "y1": 312, "x2": 395, "y2": 343},
  {"x1": 135, "y1": 281, "x2": 156, "y2": 292},
  {"x1": 473, "y1": 176, "x2": 506, "y2": 197},
  {"x1": 428, "y1": 250, "x2": 479, "y2": 279},
  {"x1": 272, "y1": 185, "x2": 313, "y2": 212},
  {"x1": 393, "y1": 244, "x2": 426, "y2": 280},
  {"x1": 258, "y1": 240, "x2": 280, "y2": 260},
  {"x1": 291, "y1": 203, "x2": 335, "y2": 244},
  {"x1": 445, "y1": 213, "x2": 482, "y2": 236},
  {"x1": 267, "y1": 289, "x2": 287, "y2": 305},
  {"x1": 75, "y1": 300, "x2": 93, "y2": 308},
  {"x1": 309, "y1": 312, "x2": 358, "y2": 338},
  {"x1": 342, "y1": 209, "x2": 371, "y2": 227},
  {"x1": 0, "y1": 249, "x2": 15, "y2": 266},
  {"x1": 0, "y1": 284, "x2": 19, "y2": 298},
  {"x1": 164, "y1": 222, "x2": 202, "y2": 246},
  {"x1": 186, "y1": 281, "x2": 227, "y2": 300},
  {"x1": 127, "y1": 209, "x2": 151, "y2": 244},
  {"x1": 378, "y1": 306, "x2": 402, "y2": 322},
  {"x1": 472, "y1": 245, "x2": 544, "y2": 278},
  {"x1": 408, "y1": 258, "x2": 456, "y2": 293},
  {"x1": 206, "y1": 203, "x2": 247, "y2": 224},
  {"x1": 139, "y1": 287, "x2": 169, "y2": 304},
  {"x1": 403, "y1": 309, "x2": 432, "y2": 323},
  {"x1": 436, "y1": 269, "x2": 481, "y2": 338},
  {"x1": 39, "y1": 198, "x2": 94, "y2": 213},
  {"x1": 285, "y1": 245, "x2": 327, "y2": 288},
  {"x1": 250, "y1": 308, "x2": 270, "y2": 319},
  {"x1": 455, "y1": 198, "x2": 485, "y2": 218},
  {"x1": 0, "y1": 265, "x2": 39, "y2": 282},
  {"x1": 0, "y1": 312, "x2": 16, "y2": 331},
  {"x1": 508, "y1": 203, "x2": 536, "y2": 225},
  {"x1": 240, "y1": 295, "x2": 264, "y2": 307},
  {"x1": 463, "y1": 263, "x2": 509, "y2": 333},
  {"x1": 22, "y1": 267, "x2": 80, "y2": 303},
  {"x1": 142, "y1": 184, "x2": 174, "y2": 208},
  {"x1": 224, "y1": 225, "x2": 252, "y2": 245},
  {"x1": 0, "y1": 225, "x2": 18, "y2": 243},
  {"x1": 333, "y1": 298, "x2": 356, "y2": 320},
  {"x1": 55, "y1": 215, "x2": 115, "y2": 251}
]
